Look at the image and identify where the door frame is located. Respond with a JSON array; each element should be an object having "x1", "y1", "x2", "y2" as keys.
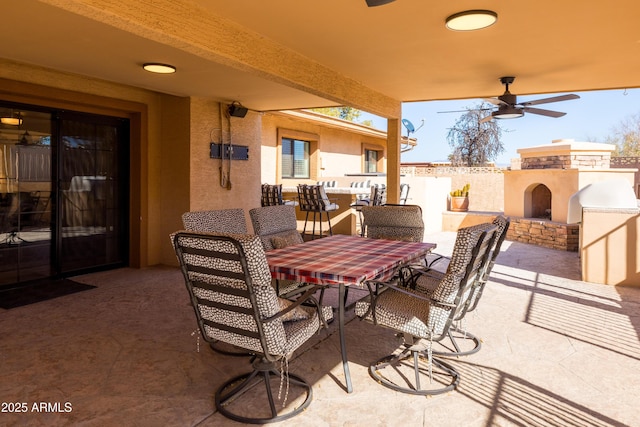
[{"x1": 0, "y1": 78, "x2": 147, "y2": 268}]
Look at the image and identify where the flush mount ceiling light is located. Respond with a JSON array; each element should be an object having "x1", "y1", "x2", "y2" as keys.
[
  {"x1": 1, "y1": 111, "x2": 22, "y2": 126},
  {"x1": 445, "y1": 10, "x2": 497, "y2": 31},
  {"x1": 1, "y1": 117, "x2": 22, "y2": 126},
  {"x1": 142, "y1": 63, "x2": 176, "y2": 74}
]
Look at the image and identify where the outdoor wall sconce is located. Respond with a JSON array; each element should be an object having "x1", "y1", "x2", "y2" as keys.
[{"x1": 445, "y1": 10, "x2": 497, "y2": 31}]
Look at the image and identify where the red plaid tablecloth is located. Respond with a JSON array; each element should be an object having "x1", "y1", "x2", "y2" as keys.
[{"x1": 266, "y1": 234, "x2": 436, "y2": 287}]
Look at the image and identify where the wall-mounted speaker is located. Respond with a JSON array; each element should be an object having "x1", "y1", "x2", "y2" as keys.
[{"x1": 228, "y1": 103, "x2": 248, "y2": 118}]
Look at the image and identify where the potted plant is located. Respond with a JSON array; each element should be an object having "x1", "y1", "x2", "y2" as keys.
[{"x1": 449, "y1": 183, "x2": 470, "y2": 212}]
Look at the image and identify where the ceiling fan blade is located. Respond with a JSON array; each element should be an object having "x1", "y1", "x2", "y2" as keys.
[
  {"x1": 483, "y1": 97, "x2": 507, "y2": 106},
  {"x1": 479, "y1": 115, "x2": 494, "y2": 123},
  {"x1": 521, "y1": 94, "x2": 580, "y2": 106},
  {"x1": 523, "y1": 107, "x2": 566, "y2": 118},
  {"x1": 365, "y1": 0, "x2": 395, "y2": 6},
  {"x1": 438, "y1": 108, "x2": 492, "y2": 114}
]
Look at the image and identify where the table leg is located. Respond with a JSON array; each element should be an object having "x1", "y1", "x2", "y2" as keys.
[{"x1": 338, "y1": 283, "x2": 353, "y2": 393}]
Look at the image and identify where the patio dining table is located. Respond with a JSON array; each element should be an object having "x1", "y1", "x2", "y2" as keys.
[{"x1": 266, "y1": 234, "x2": 436, "y2": 393}]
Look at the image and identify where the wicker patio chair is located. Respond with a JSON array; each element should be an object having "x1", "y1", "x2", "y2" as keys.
[
  {"x1": 355, "y1": 222, "x2": 498, "y2": 395},
  {"x1": 173, "y1": 232, "x2": 332, "y2": 424}
]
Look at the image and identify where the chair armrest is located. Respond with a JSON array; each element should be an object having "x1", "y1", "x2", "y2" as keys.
[
  {"x1": 359, "y1": 276, "x2": 455, "y2": 321},
  {"x1": 426, "y1": 252, "x2": 449, "y2": 269},
  {"x1": 264, "y1": 285, "x2": 330, "y2": 329},
  {"x1": 264, "y1": 286, "x2": 320, "y2": 322}
]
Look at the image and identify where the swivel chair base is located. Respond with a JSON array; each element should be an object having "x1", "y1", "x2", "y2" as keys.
[
  {"x1": 369, "y1": 346, "x2": 459, "y2": 396},
  {"x1": 432, "y1": 326, "x2": 482, "y2": 357},
  {"x1": 215, "y1": 358, "x2": 312, "y2": 424}
]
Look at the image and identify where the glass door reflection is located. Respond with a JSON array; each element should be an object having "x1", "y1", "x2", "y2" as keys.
[{"x1": 0, "y1": 108, "x2": 53, "y2": 284}]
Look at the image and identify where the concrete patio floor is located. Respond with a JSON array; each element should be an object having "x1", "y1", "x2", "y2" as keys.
[{"x1": 1, "y1": 232, "x2": 639, "y2": 427}]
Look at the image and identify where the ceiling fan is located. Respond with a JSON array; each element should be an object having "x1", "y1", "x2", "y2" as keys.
[{"x1": 479, "y1": 76, "x2": 580, "y2": 123}]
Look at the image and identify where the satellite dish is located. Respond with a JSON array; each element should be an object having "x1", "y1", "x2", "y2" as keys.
[
  {"x1": 401, "y1": 118, "x2": 424, "y2": 137},
  {"x1": 401, "y1": 119, "x2": 415, "y2": 133}
]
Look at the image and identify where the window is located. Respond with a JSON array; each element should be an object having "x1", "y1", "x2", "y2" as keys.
[
  {"x1": 282, "y1": 138, "x2": 310, "y2": 178},
  {"x1": 362, "y1": 143, "x2": 384, "y2": 174},
  {"x1": 365, "y1": 149, "x2": 378, "y2": 173}
]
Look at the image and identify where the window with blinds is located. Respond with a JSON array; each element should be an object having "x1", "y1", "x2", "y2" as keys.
[{"x1": 281, "y1": 138, "x2": 310, "y2": 178}]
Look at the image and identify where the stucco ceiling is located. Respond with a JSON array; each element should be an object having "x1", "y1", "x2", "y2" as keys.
[{"x1": 2, "y1": 1, "x2": 640, "y2": 116}]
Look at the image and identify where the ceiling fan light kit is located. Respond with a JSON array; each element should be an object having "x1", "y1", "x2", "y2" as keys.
[
  {"x1": 479, "y1": 76, "x2": 580, "y2": 122},
  {"x1": 492, "y1": 106, "x2": 524, "y2": 120},
  {"x1": 445, "y1": 10, "x2": 498, "y2": 31}
]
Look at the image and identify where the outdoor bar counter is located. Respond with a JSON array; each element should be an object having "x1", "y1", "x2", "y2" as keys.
[{"x1": 282, "y1": 186, "x2": 368, "y2": 236}]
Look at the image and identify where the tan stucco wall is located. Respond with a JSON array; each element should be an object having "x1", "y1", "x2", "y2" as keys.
[
  {"x1": 260, "y1": 112, "x2": 387, "y2": 184},
  {"x1": 159, "y1": 96, "x2": 191, "y2": 265},
  {"x1": 0, "y1": 59, "x2": 266, "y2": 268},
  {"x1": 160, "y1": 99, "x2": 263, "y2": 265},
  {"x1": 504, "y1": 169, "x2": 636, "y2": 223},
  {"x1": 581, "y1": 208, "x2": 640, "y2": 286}
]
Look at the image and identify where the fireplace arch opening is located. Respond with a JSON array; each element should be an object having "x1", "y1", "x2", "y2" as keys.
[{"x1": 524, "y1": 183, "x2": 552, "y2": 220}]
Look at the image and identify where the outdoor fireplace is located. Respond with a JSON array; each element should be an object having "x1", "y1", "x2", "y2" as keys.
[
  {"x1": 503, "y1": 139, "x2": 636, "y2": 251},
  {"x1": 531, "y1": 184, "x2": 551, "y2": 219}
]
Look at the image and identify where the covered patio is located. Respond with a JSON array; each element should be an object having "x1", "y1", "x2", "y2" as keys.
[
  {"x1": 2, "y1": 232, "x2": 639, "y2": 426},
  {"x1": 2, "y1": 2, "x2": 640, "y2": 425},
  {"x1": 2, "y1": 2, "x2": 640, "y2": 270}
]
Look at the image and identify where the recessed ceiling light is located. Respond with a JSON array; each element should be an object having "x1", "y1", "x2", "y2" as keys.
[
  {"x1": 445, "y1": 10, "x2": 497, "y2": 31},
  {"x1": 142, "y1": 63, "x2": 176, "y2": 74}
]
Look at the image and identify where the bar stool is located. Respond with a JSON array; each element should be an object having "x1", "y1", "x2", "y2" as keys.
[
  {"x1": 297, "y1": 184, "x2": 339, "y2": 239},
  {"x1": 350, "y1": 184, "x2": 386, "y2": 236},
  {"x1": 261, "y1": 183, "x2": 297, "y2": 207}
]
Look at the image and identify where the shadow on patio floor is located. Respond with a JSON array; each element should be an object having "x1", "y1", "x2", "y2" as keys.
[{"x1": 1, "y1": 234, "x2": 639, "y2": 426}]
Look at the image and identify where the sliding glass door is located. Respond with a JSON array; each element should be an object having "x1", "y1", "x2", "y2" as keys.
[
  {"x1": 0, "y1": 103, "x2": 129, "y2": 287},
  {"x1": 0, "y1": 108, "x2": 53, "y2": 284},
  {"x1": 57, "y1": 112, "x2": 129, "y2": 274}
]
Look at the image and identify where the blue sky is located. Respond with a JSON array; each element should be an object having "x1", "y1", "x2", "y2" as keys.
[{"x1": 361, "y1": 88, "x2": 640, "y2": 166}]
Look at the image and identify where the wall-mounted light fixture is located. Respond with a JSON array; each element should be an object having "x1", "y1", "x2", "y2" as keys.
[
  {"x1": 142, "y1": 63, "x2": 176, "y2": 74},
  {"x1": 445, "y1": 10, "x2": 497, "y2": 31}
]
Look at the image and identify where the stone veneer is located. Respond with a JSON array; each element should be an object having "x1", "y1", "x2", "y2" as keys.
[
  {"x1": 521, "y1": 154, "x2": 611, "y2": 169},
  {"x1": 506, "y1": 217, "x2": 579, "y2": 251}
]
